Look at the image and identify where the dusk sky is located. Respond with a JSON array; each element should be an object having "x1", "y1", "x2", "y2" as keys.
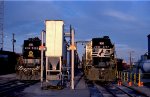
[{"x1": 3, "y1": 1, "x2": 150, "y2": 63}]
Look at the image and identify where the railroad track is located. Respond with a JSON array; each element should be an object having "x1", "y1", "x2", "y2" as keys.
[
  {"x1": 86, "y1": 81, "x2": 149, "y2": 97},
  {"x1": 120, "y1": 84, "x2": 149, "y2": 97},
  {"x1": 144, "y1": 82, "x2": 150, "y2": 88},
  {"x1": 0, "y1": 80, "x2": 38, "y2": 97},
  {"x1": 86, "y1": 81, "x2": 103, "y2": 97},
  {"x1": 0, "y1": 79, "x2": 19, "y2": 87},
  {"x1": 101, "y1": 83, "x2": 148, "y2": 97}
]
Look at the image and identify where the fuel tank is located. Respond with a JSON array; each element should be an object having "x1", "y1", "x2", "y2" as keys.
[{"x1": 140, "y1": 60, "x2": 150, "y2": 73}]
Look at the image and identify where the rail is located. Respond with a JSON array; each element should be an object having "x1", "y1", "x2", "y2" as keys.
[
  {"x1": 92, "y1": 82, "x2": 148, "y2": 97},
  {"x1": 0, "y1": 80, "x2": 38, "y2": 96}
]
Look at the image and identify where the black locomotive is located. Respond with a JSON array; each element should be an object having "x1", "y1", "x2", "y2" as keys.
[
  {"x1": 16, "y1": 37, "x2": 41, "y2": 80},
  {"x1": 84, "y1": 36, "x2": 116, "y2": 81}
]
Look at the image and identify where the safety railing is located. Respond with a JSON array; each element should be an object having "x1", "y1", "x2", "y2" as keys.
[{"x1": 116, "y1": 71, "x2": 145, "y2": 87}]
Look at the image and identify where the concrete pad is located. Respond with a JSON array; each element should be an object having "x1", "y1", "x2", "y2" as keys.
[{"x1": 18, "y1": 73, "x2": 90, "y2": 97}]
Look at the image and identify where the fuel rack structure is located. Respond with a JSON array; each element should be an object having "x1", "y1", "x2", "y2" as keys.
[{"x1": 40, "y1": 20, "x2": 77, "y2": 89}]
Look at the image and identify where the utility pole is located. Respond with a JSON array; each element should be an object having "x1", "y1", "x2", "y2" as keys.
[
  {"x1": 0, "y1": 0, "x2": 4, "y2": 50},
  {"x1": 12, "y1": 33, "x2": 16, "y2": 52}
]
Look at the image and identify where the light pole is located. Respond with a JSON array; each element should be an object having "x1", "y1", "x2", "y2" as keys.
[{"x1": 129, "y1": 51, "x2": 134, "y2": 70}]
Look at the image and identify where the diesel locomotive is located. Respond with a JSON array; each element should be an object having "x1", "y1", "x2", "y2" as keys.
[
  {"x1": 83, "y1": 36, "x2": 116, "y2": 81},
  {"x1": 16, "y1": 37, "x2": 41, "y2": 80}
]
